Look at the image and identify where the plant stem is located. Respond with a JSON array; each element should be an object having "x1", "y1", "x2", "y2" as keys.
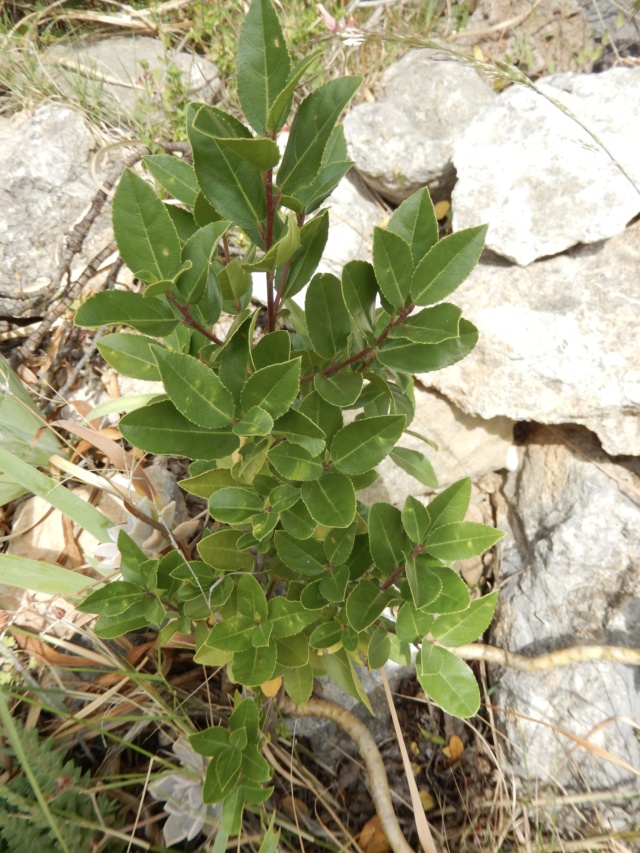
[
  {"x1": 300, "y1": 303, "x2": 415, "y2": 384},
  {"x1": 279, "y1": 695, "x2": 415, "y2": 853},
  {"x1": 453, "y1": 642, "x2": 640, "y2": 670},
  {"x1": 166, "y1": 294, "x2": 222, "y2": 345}
]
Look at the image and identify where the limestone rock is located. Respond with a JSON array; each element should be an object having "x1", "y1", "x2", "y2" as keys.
[
  {"x1": 0, "y1": 105, "x2": 114, "y2": 310},
  {"x1": 491, "y1": 425, "x2": 640, "y2": 792},
  {"x1": 425, "y1": 222, "x2": 640, "y2": 457},
  {"x1": 45, "y1": 36, "x2": 221, "y2": 121},
  {"x1": 343, "y1": 51, "x2": 495, "y2": 203},
  {"x1": 452, "y1": 66, "x2": 640, "y2": 265}
]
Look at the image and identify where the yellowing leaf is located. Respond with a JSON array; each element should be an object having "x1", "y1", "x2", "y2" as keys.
[
  {"x1": 434, "y1": 200, "x2": 451, "y2": 220},
  {"x1": 261, "y1": 675, "x2": 282, "y2": 697},
  {"x1": 359, "y1": 815, "x2": 391, "y2": 853},
  {"x1": 443, "y1": 734, "x2": 464, "y2": 761},
  {"x1": 419, "y1": 789, "x2": 436, "y2": 811}
]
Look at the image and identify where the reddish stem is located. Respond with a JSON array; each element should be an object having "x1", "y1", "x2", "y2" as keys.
[{"x1": 167, "y1": 294, "x2": 223, "y2": 345}]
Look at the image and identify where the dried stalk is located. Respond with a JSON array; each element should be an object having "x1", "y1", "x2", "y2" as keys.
[{"x1": 452, "y1": 643, "x2": 640, "y2": 670}]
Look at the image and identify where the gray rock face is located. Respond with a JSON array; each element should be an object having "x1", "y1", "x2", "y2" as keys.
[
  {"x1": 46, "y1": 36, "x2": 221, "y2": 121},
  {"x1": 491, "y1": 426, "x2": 640, "y2": 791},
  {"x1": 0, "y1": 105, "x2": 112, "y2": 308},
  {"x1": 425, "y1": 221, "x2": 640, "y2": 457},
  {"x1": 343, "y1": 51, "x2": 495, "y2": 203},
  {"x1": 452, "y1": 66, "x2": 640, "y2": 265}
]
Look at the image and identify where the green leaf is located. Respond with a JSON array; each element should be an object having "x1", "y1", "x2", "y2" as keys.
[
  {"x1": 368, "y1": 502, "x2": 408, "y2": 572},
  {"x1": 390, "y1": 447, "x2": 438, "y2": 489},
  {"x1": 425, "y1": 522, "x2": 504, "y2": 562},
  {"x1": 322, "y1": 648, "x2": 373, "y2": 714},
  {"x1": 93, "y1": 601, "x2": 157, "y2": 638},
  {"x1": 401, "y1": 496, "x2": 430, "y2": 543},
  {"x1": 217, "y1": 136, "x2": 281, "y2": 171},
  {"x1": 247, "y1": 214, "x2": 300, "y2": 273},
  {"x1": 113, "y1": 168, "x2": 182, "y2": 284},
  {"x1": 395, "y1": 602, "x2": 434, "y2": 643},
  {"x1": 268, "y1": 598, "x2": 319, "y2": 637},
  {"x1": 372, "y1": 227, "x2": 413, "y2": 309},
  {"x1": 280, "y1": 499, "x2": 317, "y2": 538},
  {"x1": 388, "y1": 303, "x2": 461, "y2": 344},
  {"x1": 241, "y1": 745, "x2": 271, "y2": 784},
  {"x1": 420, "y1": 567, "x2": 470, "y2": 614},
  {"x1": 180, "y1": 467, "x2": 236, "y2": 499},
  {"x1": 278, "y1": 210, "x2": 329, "y2": 300},
  {"x1": 305, "y1": 273, "x2": 351, "y2": 359},
  {"x1": 386, "y1": 187, "x2": 438, "y2": 268},
  {"x1": 298, "y1": 390, "x2": 343, "y2": 447},
  {"x1": 206, "y1": 616, "x2": 255, "y2": 651},
  {"x1": 323, "y1": 526, "x2": 356, "y2": 569},
  {"x1": 0, "y1": 554, "x2": 91, "y2": 595},
  {"x1": 427, "y1": 478, "x2": 472, "y2": 531},
  {"x1": 378, "y1": 320, "x2": 478, "y2": 373},
  {"x1": 194, "y1": 192, "x2": 223, "y2": 227},
  {"x1": 209, "y1": 486, "x2": 263, "y2": 523},
  {"x1": 432, "y1": 591, "x2": 499, "y2": 646},
  {"x1": 290, "y1": 125, "x2": 353, "y2": 214},
  {"x1": 418, "y1": 643, "x2": 480, "y2": 718},
  {"x1": 331, "y1": 415, "x2": 406, "y2": 475},
  {"x1": 268, "y1": 443, "x2": 323, "y2": 482},
  {"x1": 237, "y1": 0, "x2": 291, "y2": 135},
  {"x1": 252, "y1": 509, "x2": 279, "y2": 542},
  {"x1": 309, "y1": 621, "x2": 342, "y2": 649},
  {"x1": 217, "y1": 257, "x2": 252, "y2": 308},
  {"x1": 78, "y1": 581, "x2": 144, "y2": 616},
  {"x1": 233, "y1": 644, "x2": 277, "y2": 686},
  {"x1": 319, "y1": 562, "x2": 350, "y2": 601},
  {"x1": 277, "y1": 77, "x2": 361, "y2": 199},
  {"x1": 268, "y1": 484, "x2": 300, "y2": 513},
  {"x1": 405, "y1": 555, "x2": 442, "y2": 610},
  {"x1": 301, "y1": 471, "x2": 356, "y2": 528},
  {"x1": 143, "y1": 153, "x2": 199, "y2": 207},
  {"x1": 284, "y1": 664, "x2": 314, "y2": 705},
  {"x1": 189, "y1": 104, "x2": 266, "y2": 233},
  {"x1": 120, "y1": 400, "x2": 239, "y2": 458},
  {"x1": 276, "y1": 633, "x2": 309, "y2": 667},
  {"x1": 273, "y1": 409, "x2": 325, "y2": 456},
  {"x1": 314, "y1": 373, "x2": 363, "y2": 408},
  {"x1": 266, "y1": 50, "x2": 322, "y2": 132},
  {"x1": 238, "y1": 574, "x2": 268, "y2": 622},
  {"x1": 252, "y1": 331, "x2": 291, "y2": 370},
  {"x1": 368, "y1": 624, "x2": 391, "y2": 669},
  {"x1": 190, "y1": 726, "x2": 230, "y2": 757},
  {"x1": 97, "y1": 333, "x2": 162, "y2": 381},
  {"x1": 230, "y1": 696, "x2": 260, "y2": 740},
  {"x1": 175, "y1": 221, "x2": 229, "y2": 305},
  {"x1": 274, "y1": 531, "x2": 326, "y2": 576},
  {"x1": 411, "y1": 225, "x2": 487, "y2": 306},
  {"x1": 203, "y1": 746, "x2": 242, "y2": 803},
  {"x1": 345, "y1": 579, "x2": 389, "y2": 632},
  {"x1": 166, "y1": 204, "x2": 198, "y2": 242},
  {"x1": 300, "y1": 579, "x2": 327, "y2": 610},
  {"x1": 153, "y1": 349, "x2": 234, "y2": 429},
  {"x1": 75, "y1": 291, "x2": 178, "y2": 336},
  {"x1": 233, "y1": 407, "x2": 274, "y2": 436},
  {"x1": 341, "y1": 260, "x2": 378, "y2": 344},
  {"x1": 241, "y1": 357, "x2": 301, "y2": 420}
]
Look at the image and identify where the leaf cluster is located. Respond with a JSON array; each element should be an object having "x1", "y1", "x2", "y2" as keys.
[{"x1": 75, "y1": 0, "x2": 503, "y2": 815}]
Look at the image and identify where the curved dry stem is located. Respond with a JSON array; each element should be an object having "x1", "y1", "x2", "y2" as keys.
[
  {"x1": 279, "y1": 695, "x2": 415, "y2": 853},
  {"x1": 451, "y1": 643, "x2": 640, "y2": 671}
]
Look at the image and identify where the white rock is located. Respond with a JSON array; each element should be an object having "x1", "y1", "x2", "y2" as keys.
[
  {"x1": 491, "y1": 426, "x2": 640, "y2": 792},
  {"x1": 343, "y1": 51, "x2": 496, "y2": 203},
  {"x1": 425, "y1": 221, "x2": 640, "y2": 457},
  {"x1": 452, "y1": 67, "x2": 640, "y2": 265},
  {"x1": 45, "y1": 36, "x2": 221, "y2": 119}
]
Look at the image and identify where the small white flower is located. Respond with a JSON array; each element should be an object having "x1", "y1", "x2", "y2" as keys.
[{"x1": 149, "y1": 737, "x2": 220, "y2": 846}]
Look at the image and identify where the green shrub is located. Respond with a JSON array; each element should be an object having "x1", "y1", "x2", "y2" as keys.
[{"x1": 75, "y1": 0, "x2": 503, "y2": 830}]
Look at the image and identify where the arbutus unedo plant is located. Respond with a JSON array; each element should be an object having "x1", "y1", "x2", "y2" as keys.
[{"x1": 74, "y1": 0, "x2": 504, "y2": 841}]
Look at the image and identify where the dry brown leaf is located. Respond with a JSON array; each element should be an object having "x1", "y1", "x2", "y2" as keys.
[
  {"x1": 280, "y1": 794, "x2": 309, "y2": 819},
  {"x1": 443, "y1": 734, "x2": 464, "y2": 761},
  {"x1": 358, "y1": 815, "x2": 391, "y2": 853},
  {"x1": 260, "y1": 675, "x2": 282, "y2": 697},
  {"x1": 419, "y1": 790, "x2": 436, "y2": 811},
  {"x1": 434, "y1": 200, "x2": 451, "y2": 220}
]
